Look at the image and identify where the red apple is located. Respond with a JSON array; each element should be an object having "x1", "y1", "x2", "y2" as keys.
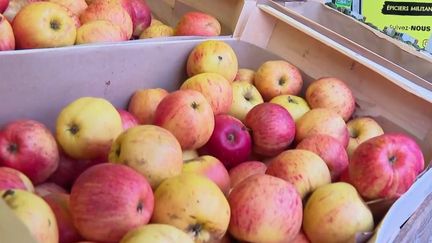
[
  {"x1": 339, "y1": 168, "x2": 351, "y2": 184},
  {"x1": 0, "y1": 120, "x2": 59, "y2": 184},
  {"x1": 296, "y1": 134, "x2": 349, "y2": 181},
  {"x1": 35, "y1": 182, "x2": 67, "y2": 197},
  {"x1": 0, "y1": 167, "x2": 34, "y2": 192},
  {"x1": 350, "y1": 133, "x2": 425, "y2": 200},
  {"x1": 175, "y1": 11, "x2": 221, "y2": 37},
  {"x1": 120, "y1": 0, "x2": 151, "y2": 37},
  {"x1": 70, "y1": 163, "x2": 154, "y2": 243},
  {"x1": 183, "y1": 155, "x2": 231, "y2": 195},
  {"x1": 198, "y1": 114, "x2": 252, "y2": 169},
  {"x1": 154, "y1": 90, "x2": 215, "y2": 150},
  {"x1": 0, "y1": 0, "x2": 9, "y2": 13},
  {"x1": 293, "y1": 230, "x2": 310, "y2": 243},
  {"x1": 228, "y1": 161, "x2": 267, "y2": 189},
  {"x1": 245, "y1": 103, "x2": 295, "y2": 157},
  {"x1": 0, "y1": 13, "x2": 14, "y2": 50},
  {"x1": 43, "y1": 193, "x2": 83, "y2": 243},
  {"x1": 117, "y1": 108, "x2": 139, "y2": 131},
  {"x1": 228, "y1": 174, "x2": 302, "y2": 242}
]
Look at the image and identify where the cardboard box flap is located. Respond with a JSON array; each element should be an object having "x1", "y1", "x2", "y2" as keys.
[{"x1": 271, "y1": 0, "x2": 432, "y2": 83}]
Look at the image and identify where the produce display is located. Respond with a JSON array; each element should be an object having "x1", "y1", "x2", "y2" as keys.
[
  {"x1": 0, "y1": 0, "x2": 222, "y2": 51},
  {"x1": 0, "y1": 39, "x2": 427, "y2": 243}
]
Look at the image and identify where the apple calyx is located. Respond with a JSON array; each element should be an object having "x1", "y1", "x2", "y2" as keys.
[
  {"x1": 227, "y1": 133, "x2": 235, "y2": 143},
  {"x1": 243, "y1": 91, "x2": 253, "y2": 102},
  {"x1": 349, "y1": 129, "x2": 359, "y2": 139},
  {"x1": 191, "y1": 101, "x2": 200, "y2": 110},
  {"x1": 136, "y1": 201, "x2": 144, "y2": 214},
  {"x1": 2, "y1": 189, "x2": 14, "y2": 199},
  {"x1": 7, "y1": 143, "x2": 18, "y2": 154},
  {"x1": 188, "y1": 223, "x2": 211, "y2": 242},
  {"x1": 388, "y1": 155, "x2": 397, "y2": 164},
  {"x1": 279, "y1": 77, "x2": 286, "y2": 86},
  {"x1": 68, "y1": 124, "x2": 79, "y2": 135},
  {"x1": 217, "y1": 56, "x2": 223, "y2": 61},
  {"x1": 50, "y1": 19, "x2": 61, "y2": 31},
  {"x1": 287, "y1": 96, "x2": 297, "y2": 104}
]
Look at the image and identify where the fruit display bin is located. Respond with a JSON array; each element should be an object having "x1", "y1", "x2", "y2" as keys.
[
  {"x1": 269, "y1": 0, "x2": 432, "y2": 84},
  {"x1": 1, "y1": 2, "x2": 432, "y2": 243}
]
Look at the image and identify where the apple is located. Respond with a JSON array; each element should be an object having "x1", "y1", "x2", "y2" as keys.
[
  {"x1": 306, "y1": 77, "x2": 356, "y2": 121},
  {"x1": 180, "y1": 73, "x2": 233, "y2": 115},
  {"x1": 128, "y1": 88, "x2": 169, "y2": 124},
  {"x1": 228, "y1": 81, "x2": 263, "y2": 122},
  {"x1": 254, "y1": 60, "x2": 303, "y2": 101},
  {"x1": 0, "y1": 0, "x2": 9, "y2": 13},
  {"x1": 0, "y1": 14, "x2": 14, "y2": 50},
  {"x1": 0, "y1": 167, "x2": 34, "y2": 192},
  {"x1": 303, "y1": 182, "x2": 374, "y2": 243},
  {"x1": 346, "y1": 117, "x2": 384, "y2": 157},
  {"x1": 234, "y1": 68, "x2": 255, "y2": 83},
  {"x1": 120, "y1": 224, "x2": 194, "y2": 243},
  {"x1": 3, "y1": 0, "x2": 36, "y2": 22},
  {"x1": 121, "y1": 0, "x2": 151, "y2": 37},
  {"x1": 151, "y1": 173, "x2": 230, "y2": 243},
  {"x1": 48, "y1": 0, "x2": 87, "y2": 16},
  {"x1": 0, "y1": 120, "x2": 59, "y2": 184},
  {"x1": 80, "y1": 0, "x2": 133, "y2": 39},
  {"x1": 228, "y1": 161, "x2": 267, "y2": 189},
  {"x1": 296, "y1": 108, "x2": 349, "y2": 148},
  {"x1": 117, "y1": 108, "x2": 139, "y2": 131},
  {"x1": 293, "y1": 230, "x2": 310, "y2": 243},
  {"x1": 198, "y1": 114, "x2": 252, "y2": 169},
  {"x1": 175, "y1": 11, "x2": 221, "y2": 37},
  {"x1": 187, "y1": 40, "x2": 238, "y2": 82},
  {"x1": 150, "y1": 18, "x2": 163, "y2": 26},
  {"x1": 228, "y1": 174, "x2": 302, "y2": 243},
  {"x1": 154, "y1": 90, "x2": 215, "y2": 150},
  {"x1": 183, "y1": 155, "x2": 231, "y2": 195},
  {"x1": 296, "y1": 134, "x2": 349, "y2": 182},
  {"x1": 182, "y1": 149, "x2": 198, "y2": 161},
  {"x1": 245, "y1": 103, "x2": 296, "y2": 157},
  {"x1": 349, "y1": 133, "x2": 424, "y2": 200},
  {"x1": 270, "y1": 95, "x2": 310, "y2": 122},
  {"x1": 266, "y1": 149, "x2": 331, "y2": 199},
  {"x1": 56, "y1": 97, "x2": 123, "y2": 160},
  {"x1": 70, "y1": 163, "x2": 154, "y2": 243},
  {"x1": 43, "y1": 193, "x2": 83, "y2": 243},
  {"x1": 76, "y1": 20, "x2": 127, "y2": 45},
  {"x1": 109, "y1": 125, "x2": 183, "y2": 189},
  {"x1": 139, "y1": 24, "x2": 174, "y2": 39},
  {"x1": 339, "y1": 168, "x2": 351, "y2": 184},
  {"x1": 12, "y1": 2, "x2": 77, "y2": 49},
  {"x1": 1, "y1": 189, "x2": 58, "y2": 243},
  {"x1": 35, "y1": 182, "x2": 67, "y2": 197}
]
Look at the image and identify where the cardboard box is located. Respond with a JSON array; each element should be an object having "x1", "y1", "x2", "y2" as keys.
[
  {"x1": 1, "y1": 2, "x2": 432, "y2": 243},
  {"x1": 271, "y1": 0, "x2": 432, "y2": 85}
]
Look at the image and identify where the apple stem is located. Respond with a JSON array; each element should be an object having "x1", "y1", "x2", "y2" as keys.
[{"x1": 2, "y1": 189, "x2": 14, "y2": 199}]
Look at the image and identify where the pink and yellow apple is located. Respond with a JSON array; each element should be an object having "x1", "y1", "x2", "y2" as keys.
[
  {"x1": 234, "y1": 68, "x2": 255, "y2": 83},
  {"x1": 228, "y1": 81, "x2": 263, "y2": 122},
  {"x1": 139, "y1": 24, "x2": 174, "y2": 39},
  {"x1": 0, "y1": 14, "x2": 14, "y2": 50},
  {"x1": 76, "y1": 20, "x2": 127, "y2": 45},
  {"x1": 266, "y1": 149, "x2": 331, "y2": 199},
  {"x1": 109, "y1": 125, "x2": 183, "y2": 189},
  {"x1": 154, "y1": 90, "x2": 215, "y2": 150},
  {"x1": 0, "y1": 119, "x2": 59, "y2": 184},
  {"x1": 175, "y1": 11, "x2": 221, "y2": 37},
  {"x1": 70, "y1": 163, "x2": 154, "y2": 243},
  {"x1": 12, "y1": 2, "x2": 77, "y2": 49},
  {"x1": 254, "y1": 60, "x2": 303, "y2": 101},
  {"x1": 128, "y1": 88, "x2": 169, "y2": 124},
  {"x1": 346, "y1": 117, "x2": 384, "y2": 157},
  {"x1": 120, "y1": 0, "x2": 151, "y2": 37},
  {"x1": 0, "y1": 167, "x2": 34, "y2": 192},
  {"x1": 228, "y1": 174, "x2": 302, "y2": 243},
  {"x1": 117, "y1": 108, "x2": 139, "y2": 131},
  {"x1": 270, "y1": 95, "x2": 310, "y2": 122},
  {"x1": 120, "y1": 224, "x2": 194, "y2": 243},
  {"x1": 49, "y1": 0, "x2": 87, "y2": 16},
  {"x1": 187, "y1": 40, "x2": 238, "y2": 82},
  {"x1": 306, "y1": 77, "x2": 356, "y2": 121},
  {"x1": 180, "y1": 73, "x2": 233, "y2": 115},
  {"x1": 228, "y1": 161, "x2": 267, "y2": 189}
]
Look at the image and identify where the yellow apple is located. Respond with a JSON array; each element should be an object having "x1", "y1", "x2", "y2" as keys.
[
  {"x1": 180, "y1": 73, "x2": 233, "y2": 115},
  {"x1": 120, "y1": 224, "x2": 194, "y2": 243},
  {"x1": 346, "y1": 117, "x2": 384, "y2": 157},
  {"x1": 266, "y1": 149, "x2": 331, "y2": 199},
  {"x1": 150, "y1": 18, "x2": 163, "y2": 26},
  {"x1": 187, "y1": 40, "x2": 238, "y2": 82},
  {"x1": 151, "y1": 173, "x2": 230, "y2": 243},
  {"x1": 254, "y1": 60, "x2": 303, "y2": 101},
  {"x1": 234, "y1": 68, "x2": 255, "y2": 83},
  {"x1": 109, "y1": 125, "x2": 183, "y2": 189},
  {"x1": 128, "y1": 88, "x2": 169, "y2": 125},
  {"x1": 1, "y1": 189, "x2": 58, "y2": 243},
  {"x1": 80, "y1": 0, "x2": 132, "y2": 39},
  {"x1": 12, "y1": 2, "x2": 77, "y2": 49},
  {"x1": 139, "y1": 24, "x2": 174, "y2": 39},
  {"x1": 56, "y1": 97, "x2": 123, "y2": 160},
  {"x1": 0, "y1": 14, "x2": 14, "y2": 51},
  {"x1": 49, "y1": 0, "x2": 87, "y2": 16},
  {"x1": 76, "y1": 20, "x2": 127, "y2": 45},
  {"x1": 182, "y1": 150, "x2": 198, "y2": 161},
  {"x1": 228, "y1": 81, "x2": 263, "y2": 122},
  {"x1": 270, "y1": 95, "x2": 310, "y2": 122},
  {"x1": 303, "y1": 182, "x2": 374, "y2": 243}
]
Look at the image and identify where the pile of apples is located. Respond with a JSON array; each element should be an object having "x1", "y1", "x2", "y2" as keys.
[
  {"x1": 0, "y1": 39, "x2": 426, "y2": 243},
  {"x1": 0, "y1": 0, "x2": 221, "y2": 51}
]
